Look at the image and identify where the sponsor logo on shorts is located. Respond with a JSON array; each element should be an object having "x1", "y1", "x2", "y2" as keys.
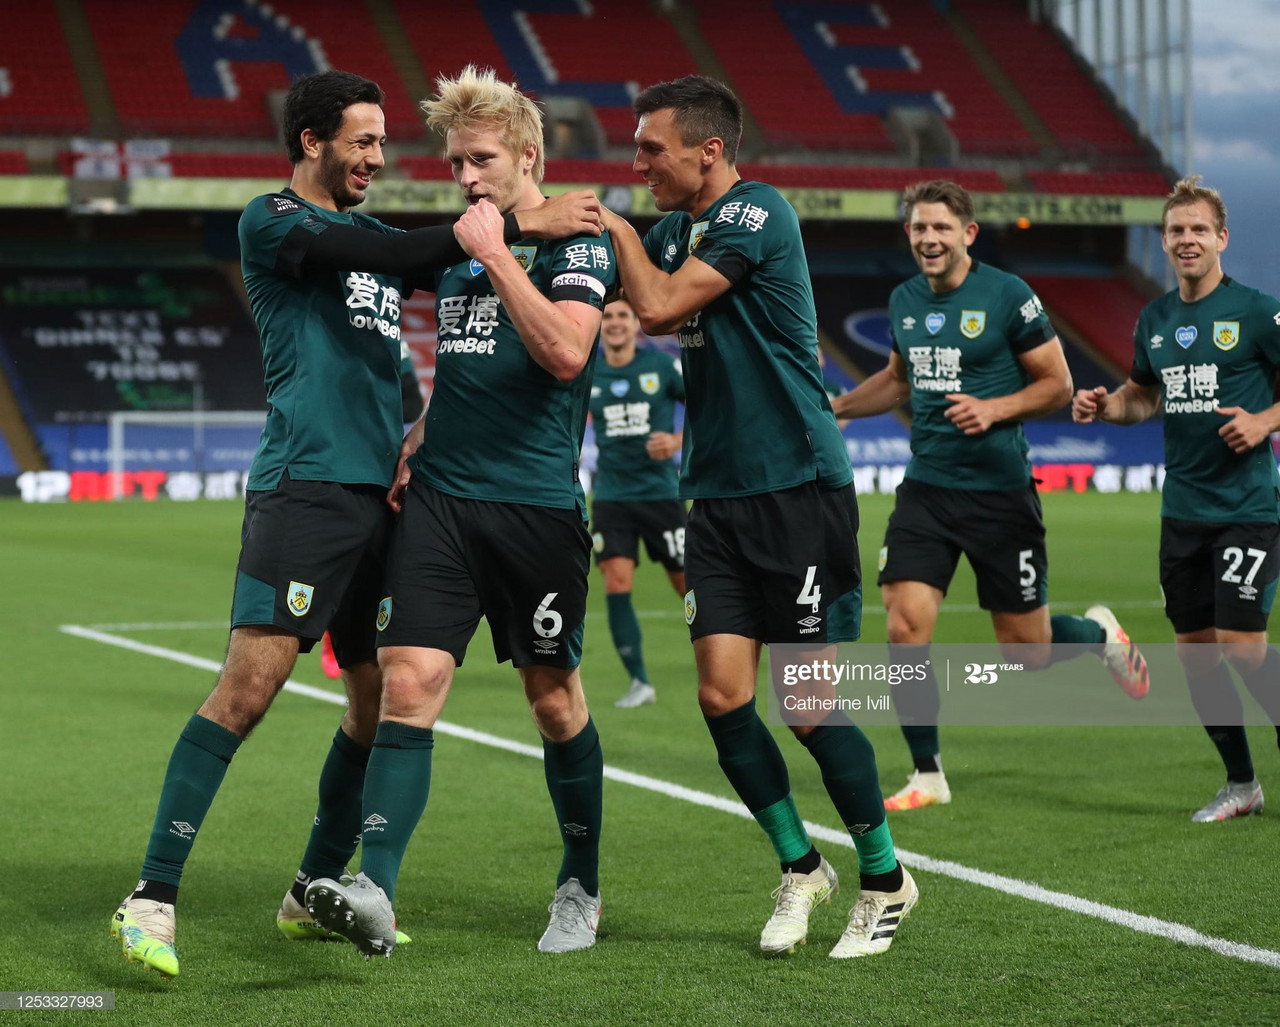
[
  {"x1": 1239, "y1": 584, "x2": 1258, "y2": 601},
  {"x1": 287, "y1": 580, "x2": 314, "y2": 617},
  {"x1": 591, "y1": 532, "x2": 605, "y2": 554},
  {"x1": 878, "y1": 546, "x2": 888, "y2": 572},
  {"x1": 533, "y1": 639, "x2": 559, "y2": 656},
  {"x1": 1213, "y1": 321, "x2": 1240, "y2": 351},
  {"x1": 376, "y1": 596, "x2": 392, "y2": 631},
  {"x1": 684, "y1": 590, "x2": 697, "y2": 625},
  {"x1": 797, "y1": 614, "x2": 822, "y2": 635}
]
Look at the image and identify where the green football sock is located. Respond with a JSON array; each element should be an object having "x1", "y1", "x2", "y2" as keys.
[
  {"x1": 139, "y1": 715, "x2": 242, "y2": 889},
  {"x1": 605, "y1": 592, "x2": 648, "y2": 683},
  {"x1": 297, "y1": 727, "x2": 371, "y2": 886},
  {"x1": 1185, "y1": 659, "x2": 1253, "y2": 782},
  {"x1": 1051, "y1": 613, "x2": 1106, "y2": 647},
  {"x1": 1236, "y1": 646, "x2": 1280, "y2": 725},
  {"x1": 799, "y1": 720, "x2": 896, "y2": 874},
  {"x1": 357, "y1": 721, "x2": 433, "y2": 902},
  {"x1": 543, "y1": 717, "x2": 604, "y2": 896},
  {"x1": 888, "y1": 644, "x2": 940, "y2": 764},
  {"x1": 705, "y1": 699, "x2": 811, "y2": 864}
]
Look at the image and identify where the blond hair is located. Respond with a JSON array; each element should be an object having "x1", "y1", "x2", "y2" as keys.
[
  {"x1": 421, "y1": 65, "x2": 544, "y2": 184},
  {"x1": 1162, "y1": 174, "x2": 1227, "y2": 233}
]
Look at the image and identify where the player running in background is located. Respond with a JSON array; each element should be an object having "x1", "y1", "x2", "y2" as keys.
[
  {"x1": 588, "y1": 296, "x2": 686, "y2": 707},
  {"x1": 108, "y1": 70, "x2": 597, "y2": 979},
  {"x1": 306, "y1": 65, "x2": 615, "y2": 958},
  {"x1": 1073, "y1": 175, "x2": 1280, "y2": 822},
  {"x1": 599, "y1": 75, "x2": 916, "y2": 959},
  {"x1": 833, "y1": 179, "x2": 1149, "y2": 812}
]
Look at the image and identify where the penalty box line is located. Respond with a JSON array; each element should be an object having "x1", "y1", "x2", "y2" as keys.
[{"x1": 60, "y1": 622, "x2": 1280, "y2": 971}]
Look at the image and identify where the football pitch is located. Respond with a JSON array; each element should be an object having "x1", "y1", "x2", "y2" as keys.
[{"x1": 3, "y1": 492, "x2": 1279, "y2": 1026}]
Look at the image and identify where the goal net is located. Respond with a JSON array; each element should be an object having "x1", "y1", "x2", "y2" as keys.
[{"x1": 106, "y1": 410, "x2": 265, "y2": 500}]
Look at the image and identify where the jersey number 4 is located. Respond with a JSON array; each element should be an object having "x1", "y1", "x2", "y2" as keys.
[{"x1": 796, "y1": 565, "x2": 822, "y2": 612}]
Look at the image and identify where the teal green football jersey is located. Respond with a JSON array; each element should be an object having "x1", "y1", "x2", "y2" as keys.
[
  {"x1": 642, "y1": 180, "x2": 850, "y2": 499},
  {"x1": 409, "y1": 232, "x2": 617, "y2": 510},
  {"x1": 239, "y1": 191, "x2": 407, "y2": 490},
  {"x1": 1131, "y1": 277, "x2": 1280, "y2": 522},
  {"x1": 589, "y1": 346, "x2": 684, "y2": 501},
  {"x1": 888, "y1": 261, "x2": 1056, "y2": 490}
]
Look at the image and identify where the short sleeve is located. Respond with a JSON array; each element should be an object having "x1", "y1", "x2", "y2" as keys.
[
  {"x1": 689, "y1": 187, "x2": 790, "y2": 287},
  {"x1": 1003, "y1": 277, "x2": 1056, "y2": 353},
  {"x1": 238, "y1": 194, "x2": 329, "y2": 283},
  {"x1": 548, "y1": 232, "x2": 618, "y2": 309},
  {"x1": 1130, "y1": 313, "x2": 1156, "y2": 386}
]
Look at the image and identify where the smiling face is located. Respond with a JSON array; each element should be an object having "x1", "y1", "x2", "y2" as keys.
[
  {"x1": 905, "y1": 201, "x2": 978, "y2": 292},
  {"x1": 316, "y1": 102, "x2": 385, "y2": 210},
  {"x1": 601, "y1": 299, "x2": 640, "y2": 354},
  {"x1": 1162, "y1": 201, "x2": 1228, "y2": 289},
  {"x1": 633, "y1": 107, "x2": 707, "y2": 215},
  {"x1": 445, "y1": 123, "x2": 532, "y2": 214}
]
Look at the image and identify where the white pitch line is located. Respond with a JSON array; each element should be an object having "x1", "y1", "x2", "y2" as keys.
[{"x1": 59, "y1": 623, "x2": 1280, "y2": 970}]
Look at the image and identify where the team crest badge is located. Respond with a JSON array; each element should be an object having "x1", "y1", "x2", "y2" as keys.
[
  {"x1": 610, "y1": 379, "x2": 630, "y2": 397},
  {"x1": 639, "y1": 372, "x2": 660, "y2": 395},
  {"x1": 376, "y1": 596, "x2": 392, "y2": 631},
  {"x1": 287, "y1": 581, "x2": 314, "y2": 617},
  {"x1": 688, "y1": 221, "x2": 709, "y2": 254},
  {"x1": 510, "y1": 245, "x2": 537, "y2": 272},
  {"x1": 1212, "y1": 321, "x2": 1240, "y2": 351},
  {"x1": 960, "y1": 310, "x2": 986, "y2": 339},
  {"x1": 591, "y1": 533, "x2": 604, "y2": 554},
  {"x1": 878, "y1": 546, "x2": 888, "y2": 572},
  {"x1": 684, "y1": 590, "x2": 697, "y2": 625},
  {"x1": 1174, "y1": 325, "x2": 1197, "y2": 348},
  {"x1": 925, "y1": 312, "x2": 945, "y2": 335}
]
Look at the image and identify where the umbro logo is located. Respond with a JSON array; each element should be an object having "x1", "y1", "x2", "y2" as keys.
[
  {"x1": 901, "y1": 316, "x2": 916, "y2": 331},
  {"x1": 1149, "y1": 334, "x2": 1163, "y2": 349},
  {"x1": 797, "y1": 616, "x2": 821, "y2": 628},
  {"x1": 533, "y1": 639, "x2": 559, "y2": 653},
  {"x1": 562, "y1": 822, "x2": 589, "y2": 837},
  {"x1": 363, "y1": 813, "x2": 388, "y2": 833}
]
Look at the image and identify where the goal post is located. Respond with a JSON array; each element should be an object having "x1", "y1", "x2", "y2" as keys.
[{"x1": 106, "y1": 410, "x2": 266, "y2": 499}]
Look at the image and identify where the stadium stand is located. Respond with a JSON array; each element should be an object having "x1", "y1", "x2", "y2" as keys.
[
  {"x1": 1025, "y1": 274, "x2": 1153, "y2": 372},
  {"x1": 738, "y1": 164, "x2": 1005, "y2": 192},
  {"x1": 808, "y1": 0, "x2": 1037, "y2": 157},
  {"x1": 0, "y1": 4, "x2": 91, "y2": 136},
  {"x1": 57, "y1": 150, "x2": 292, "y2": 178},
  {"x1": 0, "y1": 433, "x2": 15, "y2": 476},
  {"x1": 694, "y1": 0, "x2": 897, "y2": 152},
  {"x1": 81, "y1": 0, "x2": 420, "y2": 139},
  {"x1": 958, "y1": 0, "x2": 1147, "y2": 163}
]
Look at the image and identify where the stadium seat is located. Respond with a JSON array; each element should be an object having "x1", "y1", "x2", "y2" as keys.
[
  {"x1": 82, "y1": 0, "x2": 420, "y2": 139},
  {"x1": 958, "y1": 0, "x2": 1148, "y2": 163},
  {"x1": 1026, "y1": 170, "x2": 1171, "y2": 196},
  {"x1": 0, "y1": 151, "x2": 29, "y2": 175},
  {"x1": 1025, "y1": 274, "x2": 1154, "y2": 372},
  {"x1": 0, "y1": 4, "x2": 91, "y2": 135}
]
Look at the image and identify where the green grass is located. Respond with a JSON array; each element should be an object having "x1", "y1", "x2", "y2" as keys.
[{"x1": 2, "y1": 492, "x2": 1279, "y2": 1026}]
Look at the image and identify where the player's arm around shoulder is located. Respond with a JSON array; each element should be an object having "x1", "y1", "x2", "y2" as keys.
[
  {"x1": 599, "y1": 206, "x2": 732, "y2": 336},
  {"x1": 456, "y1": 200, "x2": 606, "y2": 382}
]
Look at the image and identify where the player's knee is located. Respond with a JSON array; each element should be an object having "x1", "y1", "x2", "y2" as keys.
[
  {"x1": 697, "y1": 679, "x2": 750, "y2": 717},
  {"x1": 1223, "y1": 645, "x2": 1267, "y2": 676},
  {"x1": 379, "y1": 659, "x2": 445, "y2": 719},
  {"x1": 1006, "y1": 641, "x2": 1053, "y2": 671}
]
